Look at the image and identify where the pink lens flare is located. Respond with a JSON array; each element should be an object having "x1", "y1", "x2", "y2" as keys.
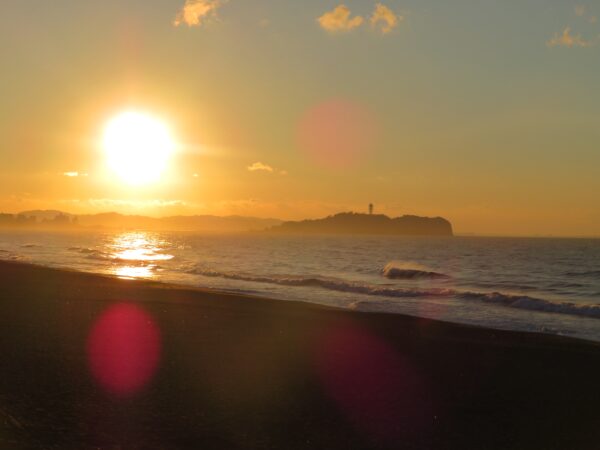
[
  {"x1": 297, "y1": 99, "x2": 378, "y2": 169},
  {"x1": 87, "y1": 303, "x2": 161, "y2": 397},
  {"x1": 315, "y1": 323, "x2": 433, "y2": 443}
]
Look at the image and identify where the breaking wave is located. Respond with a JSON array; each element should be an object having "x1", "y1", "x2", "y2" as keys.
[
  {"x1": 188, "y1": 267, "x2": 600, "y2": 319},
  {"x1": 188, "y1": 267, "x2": 454, "y2": 297},
  {"x1": 382, "y1": 261, "x2": 449, "y2": 279},
  {"x1": 0, "y1": 250, "x2": 23, "y2": 261},
  {"x1": 70, "y1": 248, "x2": 113, "y2": 261},
  {"x1": 457, "y1": 292, "x2": 600, "y2": 319}
]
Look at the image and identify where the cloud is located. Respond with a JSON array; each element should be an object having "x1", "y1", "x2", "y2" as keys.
[
  {"x1": 575, "y1": 5, "x2": 586, "y2": 17},
  {"x1": 370, "y1": 3, "x2": 401, "y2": 34},
  {"x1": 317, "y1": 4, "x2": 401, "y2": 35},
  {"x1": 317, "y1": 5, "x2": 364, "y2": 33},
  {"x1": 547, "y1": 27, "x2": 594, "y2": 48},
  {"x1": 173, "y1": 0, "x2": 225, "y2": 27},
  {"x1": 247, "y1": 162, "x2": 288, "y2": 175},
  {"x1": 63, "y1": 172, "x2": 87, "y2": 177},
  {"x1": 247, "y1": 162, "x2": 274, "y2": 172},
  {"x1": 84, "y1": 199, "x2": 188, "y2": 210}
]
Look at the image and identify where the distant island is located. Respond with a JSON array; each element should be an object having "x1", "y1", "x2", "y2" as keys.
[{"x1": 268, "y1": 212, "x2": 453, "y2": 236}]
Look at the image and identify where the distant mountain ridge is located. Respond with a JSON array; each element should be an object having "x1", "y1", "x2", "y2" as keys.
[
  {"x1": 4, "y1": 210, "x2": 453, "y2": 235},
  {"x1": 19, "y1": 210, "x2": 75, "y2": 220},
  {"x1": 3, "y1": 210, "x2": 282, "y2": 232},
  {"x1": 75, "y1": 212, "x2": 282, "y2": 232},
  {"x1": 268, "y1": 212, "x2": 453, "y2": 236}
]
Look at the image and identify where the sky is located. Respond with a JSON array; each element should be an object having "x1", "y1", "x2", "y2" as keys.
[{"x1": 0, "y1": 0, "x2": 599, "y2": 236}]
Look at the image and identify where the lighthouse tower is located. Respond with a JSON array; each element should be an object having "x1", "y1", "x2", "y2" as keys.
[{"x1": 369, "y1": 203, "x2": 373, "y2": 215}]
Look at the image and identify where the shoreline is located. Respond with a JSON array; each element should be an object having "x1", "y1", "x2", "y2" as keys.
[
  {"x1": 4, "y1": 258, "x2": 600, "y2": 344},
  {"x1": 0, "y1": 259, "x2": 599, "y2": 449}
]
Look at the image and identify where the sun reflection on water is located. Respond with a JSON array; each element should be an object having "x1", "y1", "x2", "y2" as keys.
[
  {"x1": 115, "y1": 265, "x2": 155, "y2": 279},
  {"x1": 107, "y1": 232, "x2": 173, "y2": 279}
]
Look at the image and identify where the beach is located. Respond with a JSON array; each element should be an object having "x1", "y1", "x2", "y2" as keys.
[{"x1": 0, "y1": 260, "x2": 599, "y2": 449}]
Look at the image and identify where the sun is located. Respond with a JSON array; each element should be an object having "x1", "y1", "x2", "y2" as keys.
[{"x1": 102, "y1": 111, "x2": 175, "y2": 185}]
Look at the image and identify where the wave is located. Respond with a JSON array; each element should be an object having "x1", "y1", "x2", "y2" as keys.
[
  {"x1": 83, "y1": 250, "x2": 113, "y2": 261},
  {"x1": 188, "y1": 267, "x2": 600, "y2": 320},
  {"x1": 0, "y1": 249, "x2": 22, "y2": 260},
  {"x1": 69, "y1": 247, "x2": 112, "y2": 261},
  {"x1": 352, "y1": 294, "x2": 600, "y2": 320},
  {"x1": 188, "y1": 267, "x2": 455, "y2": 297},
  {"x1": 68, "y1": 246, "x2": 97, "y2": 254},
  {"x1": 382, "y1": 261, "x2": 448, "y2": 280},
  {"x1": 471, "y1": 281, "x2": 539, "y2": 292},
  {"x1": 21, "y1": 243, "x2": 42, "y2": 248},
  {"x1": 457, "y1": 292, "x2": 600, "y2": 319},
  {"x1": 565, "y1": 270, "x2": 600, "y2": 278},
  {"x1": 69, "y1": 246, "x2": 173, "y2": 263},
  {"x1": 548, "y1": 281, "x2": 585, "y2": 289}
]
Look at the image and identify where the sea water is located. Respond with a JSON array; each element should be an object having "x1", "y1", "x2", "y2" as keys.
[{"x1": 1, "y1": 230, "x2": 599, "y2": 342}]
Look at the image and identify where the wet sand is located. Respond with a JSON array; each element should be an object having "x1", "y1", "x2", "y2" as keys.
[{"x1": 0, "y1": 260, "x2": 599, "y2": 449}]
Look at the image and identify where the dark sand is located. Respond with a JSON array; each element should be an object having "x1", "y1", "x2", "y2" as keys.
[{"x1": 0, "y1": 260, "x2": 599, "y2": 449}]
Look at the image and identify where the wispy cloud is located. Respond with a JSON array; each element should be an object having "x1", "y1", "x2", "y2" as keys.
[
  {"x1": 173, "y1": 0, "x2": 226, "y2": 27},
  {"x1": 63, "y1": 172, "x2": 88, "y2": 178},
  {"x1": 547, "y1": 27, "x2": 594, "y2": 48},
  {"x1": 575, "y1": 5, "x2": 586, "y2": 17},
  {"x1": 248, "y1": 162, "x2": 274, "y2": 172},
  {"x1": 370, "y1": 3, "x2": 401, "y2": 34},
  {"x1": 317, "y1": 5, "x2": 364, "y2": 33},
  {"x1": 84, "y1": 199, "x2": 188, "y2": 210},
  {"x1": 247, "y1": 162, "x2": 288, "y2": 175}
]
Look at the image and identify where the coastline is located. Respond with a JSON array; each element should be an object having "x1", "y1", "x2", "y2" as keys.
[{"x1": 0, "y1": 260, "x2": 599, "y2": 449}]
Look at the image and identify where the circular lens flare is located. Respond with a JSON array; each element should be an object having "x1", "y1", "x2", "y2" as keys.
[
  {"x1": 87, "y1": 303, "x2": 161, "y2": 397},
  {"x1": 297, "y1": 99, "x2": 378, "y2": 169},
  {"x1": 315, "y1": 323, "x2": 433, "y2": 443}
]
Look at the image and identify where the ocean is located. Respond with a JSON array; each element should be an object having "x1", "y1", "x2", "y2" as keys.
[{"x1": 1, "y1": 230, "x2": 599, "y2": 342}]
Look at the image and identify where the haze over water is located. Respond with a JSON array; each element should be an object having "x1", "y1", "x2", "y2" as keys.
[{"x1": 2, "y1": 230, "x2": 599, "y2": 343}]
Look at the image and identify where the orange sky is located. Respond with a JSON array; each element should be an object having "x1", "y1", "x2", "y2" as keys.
[{"x1": 1, "y1": 0, "x2": 599, "y2": 236}]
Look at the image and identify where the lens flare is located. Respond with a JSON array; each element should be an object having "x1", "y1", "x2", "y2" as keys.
[
  {"x1": 315, "y1": 323, "x2": 433, "y2": 443},
  {"x1": 87, "y1": 303, "x2": 161, "y2": 397},
  {"x1": 297, "y1": 99, "x2": 378, "y2": 169}
]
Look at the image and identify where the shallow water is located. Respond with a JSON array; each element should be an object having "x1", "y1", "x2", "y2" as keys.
[{"x1": 1, "y1": 230, "x2": 599, "y2": 342}]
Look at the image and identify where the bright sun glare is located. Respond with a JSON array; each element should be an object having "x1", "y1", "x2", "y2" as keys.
[{"x1": 102, "y1": 111, "x2": 175, "y2": 185}]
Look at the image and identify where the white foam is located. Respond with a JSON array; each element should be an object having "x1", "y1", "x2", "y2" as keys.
[{"x1": 188, "y1": 267, "x2": 600, "y2": 319}]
